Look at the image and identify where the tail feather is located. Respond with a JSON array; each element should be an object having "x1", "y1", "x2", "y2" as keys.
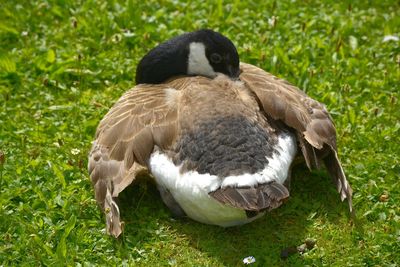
[{"x1": 209, "y1": 181, "x2": 289, "y2": 211}]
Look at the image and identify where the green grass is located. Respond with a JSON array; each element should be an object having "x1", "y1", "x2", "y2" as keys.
[{"x1": 1, "y1": 0, "x2": 399, "y2": 266}]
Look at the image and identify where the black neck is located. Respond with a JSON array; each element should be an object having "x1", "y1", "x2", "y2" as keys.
[{"x1": 135, "y1": 37, "x2": 190, "y2": 84}]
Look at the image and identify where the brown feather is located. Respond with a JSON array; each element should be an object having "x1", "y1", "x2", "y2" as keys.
[
  {"x1": 209, "y1": 182, "x2": 289, "y2": 211},
  {"x1": 323, "y1": 147, "x2": 354, "y2": 214},
  {"x1": 88, "y1": 83, "x2": 181, "y2": 237},
  {"x1": 89, "y1": 62, "x2": 354, "y2": 238},
  {"x1": 240, "y1": 62, "x2": 353, "y2": 213}
]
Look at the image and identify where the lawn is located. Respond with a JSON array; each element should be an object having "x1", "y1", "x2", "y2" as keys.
[{"x1": 1, "y1": 0, "x2": 399, "y2": 266}]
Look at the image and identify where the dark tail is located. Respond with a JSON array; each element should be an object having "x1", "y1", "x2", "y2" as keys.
[{"x1": 209, "y1": 181, "x2": 289, "y2": 211}]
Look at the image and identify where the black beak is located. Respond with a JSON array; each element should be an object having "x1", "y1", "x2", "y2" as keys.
[{"x1": 228, "y1": 65, "x2": 241, "y2": 80}]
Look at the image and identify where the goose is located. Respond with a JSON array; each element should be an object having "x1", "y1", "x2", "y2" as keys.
[{"x1": 88, "y1": 29, "x2": 353, "y2": 237}]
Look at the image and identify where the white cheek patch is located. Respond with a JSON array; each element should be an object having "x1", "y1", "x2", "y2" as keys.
[{"x1": 187, "y1": 42, "x2": 217, "y2": 78}]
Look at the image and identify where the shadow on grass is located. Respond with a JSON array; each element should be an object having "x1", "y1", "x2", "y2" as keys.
[{"x1": 116, "y1": 165, "x2": 352, "y2": 266}]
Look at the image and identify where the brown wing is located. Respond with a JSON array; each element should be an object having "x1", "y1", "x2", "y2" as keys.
[
  {"x1": 88, "y1": 81, "x2": 184, "y2": 237},
  {"x1": 240, "y1": 62, "x2": 353, "y2": 214}
]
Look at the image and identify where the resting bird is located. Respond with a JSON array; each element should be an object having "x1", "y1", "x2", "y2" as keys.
[{"x1": 88, "y1": 29, "x2": 353, "y2": 237}]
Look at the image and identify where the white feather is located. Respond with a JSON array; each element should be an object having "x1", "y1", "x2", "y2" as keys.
[
  {"x1": 149, "y1": 132, "x2": 297, "y2": 226},
  {"x1": 187, "y1": 42, "x2": 216, "y2": 78}
]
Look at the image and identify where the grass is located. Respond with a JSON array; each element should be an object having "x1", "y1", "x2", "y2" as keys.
[{"x1": 0, "y1": 0, "x2": 399, "y2": 266}]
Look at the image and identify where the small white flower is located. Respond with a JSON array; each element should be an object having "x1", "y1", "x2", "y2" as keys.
[
  {"x1": 382, "y1": 35, "x2": 399, "y2": 42},
  {"x1": 243, "y1": 256, "x2": 256, "y2": 265},
  {"x1": 71, "y1": 148, "x2": 80, "y2": 155},
  {"x1": 21, "y1": 31, "x2": 28, "y2": 37},
  {"x1": 111, "y1": 33, "x2": 122, "y2": 43},
  {"x1": 123, "y1": 30, "x2": 135, "y2": 38},
  {"x1": 268, "y1": 16, "x2": 277, "y2": 27}
]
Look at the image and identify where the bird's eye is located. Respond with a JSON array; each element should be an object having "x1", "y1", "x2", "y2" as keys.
[{"x1": 210, "y1": 53, "x2": 222, "y2": 64}]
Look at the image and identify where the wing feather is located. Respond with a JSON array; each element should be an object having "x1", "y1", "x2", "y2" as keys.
[
  {"x1": 240, "y1": 63, "x2": 353, "y2": 214},
  {"x1": 88, "y1": 82, "x2": 181, "y2": 237}
]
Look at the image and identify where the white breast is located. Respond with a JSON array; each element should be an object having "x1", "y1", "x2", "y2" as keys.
[{"x1": 149, "y1": 132, "x2": 297, "y2": 226}]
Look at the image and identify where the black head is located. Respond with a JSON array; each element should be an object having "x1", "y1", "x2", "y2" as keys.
[{"x1": 135, "y1": 29, "x2": 240, "y2": 84}]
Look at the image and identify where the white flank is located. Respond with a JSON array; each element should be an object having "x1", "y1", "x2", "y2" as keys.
[
  {"x1": 150, "y1": 150, "x2": 257, "y2": 226},
  {"x1": 187, "y1": 42, "x2": 217, "y2": 78},
  {"x1": 149, "y1": 132, "x2": 296, "y2": 226}
]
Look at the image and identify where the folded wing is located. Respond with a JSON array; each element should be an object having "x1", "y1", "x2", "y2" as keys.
[
  {"x1": 240, "y1": 63, "x2": 353, "y2": 214},
  {"x1": 88, "y1": 82, "x2": 182, "y2": 237}
]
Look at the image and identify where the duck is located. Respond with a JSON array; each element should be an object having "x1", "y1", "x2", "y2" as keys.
[{"x1": 88, "y1": 29, "x2": 353, "y2": 237}]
